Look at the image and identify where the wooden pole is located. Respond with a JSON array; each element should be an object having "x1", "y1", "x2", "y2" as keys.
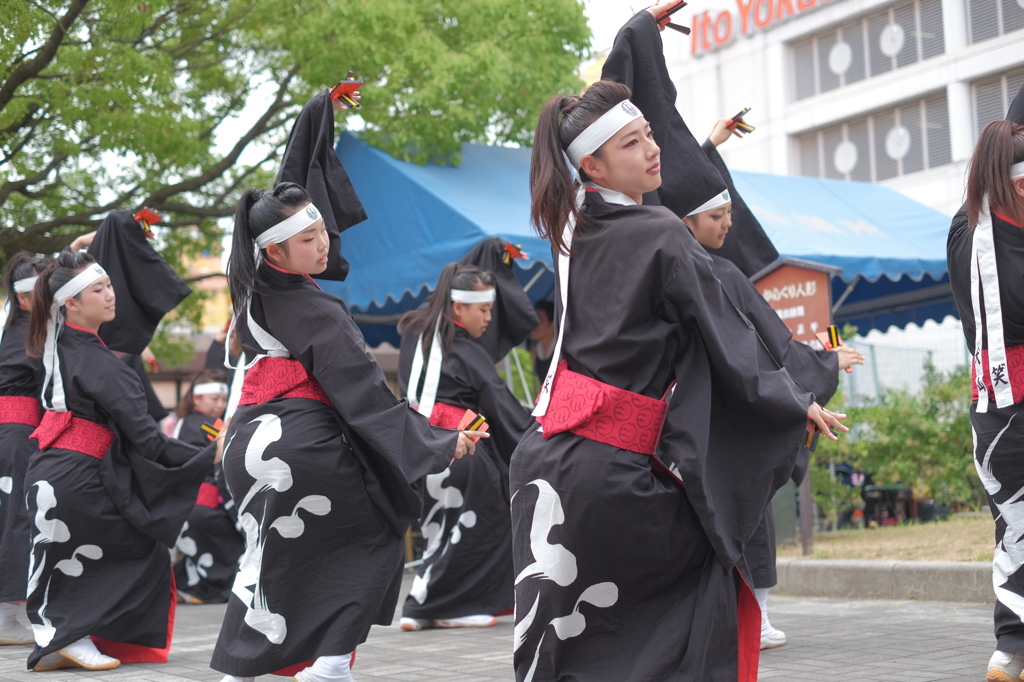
[{"x1": 799, "y1": 467, "x2": 814, "y2": 556}]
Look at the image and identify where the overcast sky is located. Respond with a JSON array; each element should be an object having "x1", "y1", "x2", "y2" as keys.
[{"x1": 585, "y1": 0, "x2": 637, "y2": 52}]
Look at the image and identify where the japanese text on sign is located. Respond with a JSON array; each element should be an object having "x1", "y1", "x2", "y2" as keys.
[{"x1": 760, "y1": 280, "x2": 817, "y2": 303}]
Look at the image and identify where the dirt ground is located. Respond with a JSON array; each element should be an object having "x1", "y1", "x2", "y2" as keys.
[{"x1": 776, "y1": 513, "x2": 996, "y2": 561}]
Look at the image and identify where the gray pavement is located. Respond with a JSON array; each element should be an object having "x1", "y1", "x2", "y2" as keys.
[{"x1": 0, "y1": 585, "x2": 998, "y2": 681}]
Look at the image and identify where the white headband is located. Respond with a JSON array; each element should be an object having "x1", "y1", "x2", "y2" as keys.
[
  {"x1": 13, "y1": 276, "x2": 38, "y2": 293},
  {"x1": 41, "y1": 262, "x2": 108, "y2": 413},
  {"x1": 193, "y1": 382, "x2": 229, "y2": 396},
  {"x1": 1013, "y1": 161, "x2": 1024, "y2": 178},
  {"x1": 687, "y1": 190, "x2": 732, "y2": 217},
  {"x1": 53, "y1": 263, "x2": 107, "y2": 305},
  {"x1": 566, "y1": 100, "x2": 644, "y2": 169},
  {"x1": 451, "y1": 288, "x2": 495, "y2": 304},
  {"x1": 254, "y1": 203, "x2": 322, "y2": 249}
]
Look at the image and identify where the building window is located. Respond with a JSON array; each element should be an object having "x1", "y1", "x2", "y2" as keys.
[
  {"x1": 973, "y1": 68, "x2": 1024, "y2": 136},
  {"x1": 796, "y1": 93, "x2": 952, "y2": 180},
  {"x1": 967, "y1": 0, "x2": 1024, "y2": 43},
  {"x1": 792, "y1": 0, "x2": 944, "y2": 101}
]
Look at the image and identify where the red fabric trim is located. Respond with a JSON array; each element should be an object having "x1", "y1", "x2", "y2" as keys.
[
  {"x1": 537, "y1": 361, "x2": 668, "y2": 455},
  {"x1": 274, "y1": 661, "x2": 314, "y2": 676},
  {"x1": 265, "y1": 261, "x2": 324, "y2": 291},
  {"x1": 970, "y1": 344, "x2": 1024, "y2": 404},
  {"x1": 995, "y1": 211, "x2": 1024, "y2": 228},
  {"x1": 428, "y1": 402, "x2": 466, "y2": 430},
  {"x1": 735, "y1": 569, "x2": 760, "y2": 682},
  {"x1": 65, "y1": 322, "x2": 107, "y2": 346},
  {"x1": 272, "y1": 650, "x2": 355, "y2": 677},
  {"x1": 238, "y1": 358, "x2": 331, "y2": 407},
  {"x1": 93, "y1": 567, "x2": 175, "y2": 663},
  {"x1": 195, "y1": 482, "x2": 221, "y2": 509},
  {"x1": 30, "y1": 411, "x2": 114, "y2": 458},
  {"x1": 0, "y1": 396, "x2": 43, "y2": 427}
]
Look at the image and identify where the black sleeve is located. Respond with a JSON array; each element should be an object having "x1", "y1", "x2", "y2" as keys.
[
  {"x1": 270, "y1": 294, "x2": 459, "y2": 529},
  {"x1": 456, "y1": 344, "x2": 534, "y2": 465},
  {"x1": 659, "y1": 228, "x2": 811, "y2": 568}
]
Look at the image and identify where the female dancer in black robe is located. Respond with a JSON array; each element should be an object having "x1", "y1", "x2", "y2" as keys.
[
  {"x1": 947, "y1": 119, "x2": 1024, "y2": 682},
  {"x1": 397, "y1": 263, "x2": 533, "y2": 630},
  {"x1": 0, "y1": 253, "x2": 49, "y2": 645},
  {"x1": 211, "y1": 183, "x2": 479, "y2": 682},
  {"x1": 172, "y1": 369, "x2": 242, "y2": 605},
  {"x1": 23, "y1": 249, "x2": 213, "y2": 672},
  {"x1": 685, "y1": 118, "x2": 864, "y2": 650},
  {"x1": 510, "y1": 31, "x2": 847, "y2": 682}
]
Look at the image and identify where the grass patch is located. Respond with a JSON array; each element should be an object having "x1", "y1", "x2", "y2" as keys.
[{"x1": 776, "y1": 513, "x2": 994, "y2": 562}]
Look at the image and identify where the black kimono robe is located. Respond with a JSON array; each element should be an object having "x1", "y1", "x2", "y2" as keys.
[
  {"x1": 510, "y1": 191, "x2": 811, "y2": 682},
  {"x1": 0, "y1": 307, "x2": 43, "y2": 603},
  {"x1": 172, "y1": 411, "x2": 243, "y2": 604},
  {"x1": 24, "y1": 327, "x2": 211, "y2": 669},
  {"x1": 949, "y1": 209, "x2": 1024, "y2": 654},
  {"x1": 947, "y1": 81, "x2": 1024, "y2": 655},
  {"x1": 88, "y1": 210, "x2": 192, "y2": 355},
  {"x1": 210, "y1": 264, "x2": 457, "y2": 676},
  {"x1": 601, "y1": 12, "x2": 727, "y2": 218},
  {"x1": 275, "y1": 89, "x2": 367, "y2": 282},
  {"x1": 707, "y1": 253, "x2": 839, "y2": 587},
  {"x1": 398, "y1": 328, "x2": 533, "y2": 621}
]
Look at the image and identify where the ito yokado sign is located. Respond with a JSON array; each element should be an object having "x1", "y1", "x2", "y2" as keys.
[{"x1": 689, "y1": 0, "x2": 836, "y2": 55}]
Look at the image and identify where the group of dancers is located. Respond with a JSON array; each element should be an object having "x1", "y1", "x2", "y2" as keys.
[{"x1": 0, "y1": 1, "x2": 1018, "y2": 681}]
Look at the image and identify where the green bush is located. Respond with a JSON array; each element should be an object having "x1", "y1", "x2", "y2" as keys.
[{"x1": 813, "y1": 362, "x2": 985, "y2": 513}]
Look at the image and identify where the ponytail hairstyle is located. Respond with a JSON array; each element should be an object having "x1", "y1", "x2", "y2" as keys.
[
  {"x1": 530, "y1": 79, "x2": 634, "y2": 255},
  {"x1": 25, "y1": 249, "x2": 97, "y2": 357},
  {"x1": 2, "y1": 252, "x2": 49, "y2": 329},
  {"x1": 176, "y1": 368, "x2": 230, "y2": 418},
  {"x1": 398, "y1": 263, "x2": 496, "y2": 356},
  {"x1": 966, "y1": 120, "x2": 1024, "y2": 227},
  {"x1": 228, "y1": 182, "x2": 313, "y2": 316}
]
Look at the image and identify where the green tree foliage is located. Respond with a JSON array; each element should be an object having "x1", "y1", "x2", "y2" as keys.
[
  {"x1": 0, "y1": 0, "x2": 589, "y2": 260},
  {"x1": 812, "y1": 363, "x2": 985, "y2": 515}
]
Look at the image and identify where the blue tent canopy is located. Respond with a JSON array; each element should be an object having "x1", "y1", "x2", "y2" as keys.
[
  {"x1": 730, "y1": 171, "x2": 954, "y2": 333},
  {"x1": 323, "y1": 133, "x2": 954, "y2": 347}
]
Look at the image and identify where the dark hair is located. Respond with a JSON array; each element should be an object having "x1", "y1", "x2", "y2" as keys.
[
  {"x1": 398, "y1": 264, "x2": 496, "y2": 356},
  {"x1": 967, "y1": 120, "x2": 1024, "y2": 227},
  {"x1": 26, "y1": 249, "x2": 97, "y2": 357},
  {"x1": 3, "y1": 252, "x2": 49, "y2": 329},
  {"x1": 176, "y1": 368, "x2": 229, "y2": 418},
  {"x1": 530, "y1": 79, "x2": 633, "y2": 255},
  {"x1": 228, "y1": 182, "x2": 312, "y2": 316},
  {"x1": 534, "y1": 299, "x2": 554, "y2": 323}
]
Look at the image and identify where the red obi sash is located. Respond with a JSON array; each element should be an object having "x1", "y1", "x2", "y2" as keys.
[
  {"x1": 0, "y1": 396, "x2": 43, "y2": 427},
  {"x1": 30, "y1": 411, "x2": 115, "y2": 459},
  {"x1": 239, "y1": 357, "x2": 331, "y2": 407},
  {"x1": 537, "y1": 361, "x2": 669, "y2": 456},
  {"x1": 428, "y1": 402, "x2": 466, "y2": 430},
  {"x1": 971, "y1": 344, "x2": 1024, "y2": 404},
  {"x1": 195, "y1": 482, "x2": 222, "y2": 509}
]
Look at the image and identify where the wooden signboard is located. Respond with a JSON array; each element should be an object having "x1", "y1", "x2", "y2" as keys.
[{"x1": 751, "y1": 257, "x2": 842, "y2": 345}]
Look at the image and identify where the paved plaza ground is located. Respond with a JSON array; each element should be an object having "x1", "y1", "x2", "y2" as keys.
[{"x1": 0, "y1": 582, "x2": 998, "y2": 681}]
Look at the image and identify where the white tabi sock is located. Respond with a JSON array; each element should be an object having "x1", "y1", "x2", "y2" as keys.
[
  {"x1": 59, "y1": 636, "x2": 120, "y2": 670},
  {"x1": 219, "y1": 676, "x2": 255, "y2": 682},
  {"x1": 754, "y1": 587, "x2": 771, "y2": 633},
  {"x1": 0, "y1": 602, "x2": 33, "y2": 644},
  {"x1": 294, "y1": 653, "x2": 355, "y2": 682}
]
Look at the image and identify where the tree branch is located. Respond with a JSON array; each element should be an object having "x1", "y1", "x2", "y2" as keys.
[
  {"x1": 143, "y1": 66, "x2": 299, "y2": 205},
  {"x1": 0, "y1": 0, "x2": 91, "y2": 112},
  {"x1": 0, "y1": 151, "x2": 67, "y2": 207},
  {"x1": 146, "y1": 200, "x2": 236, "y2": 218}
]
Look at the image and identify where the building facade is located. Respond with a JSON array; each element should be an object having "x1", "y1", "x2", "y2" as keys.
[{"x1": 660, "y1": 0, "x2": 1024, "y2": 216}]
